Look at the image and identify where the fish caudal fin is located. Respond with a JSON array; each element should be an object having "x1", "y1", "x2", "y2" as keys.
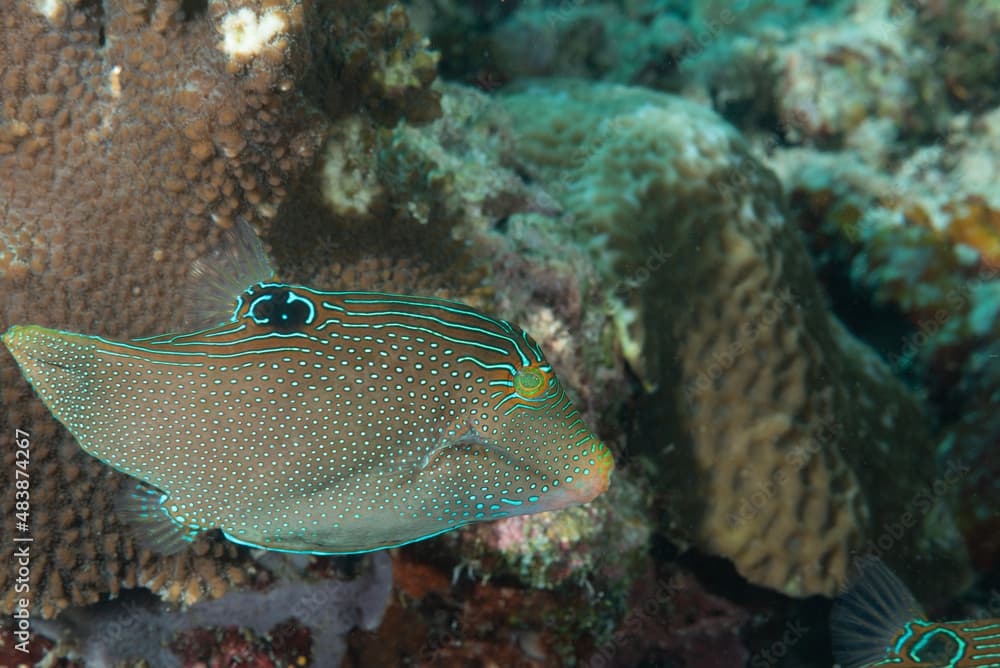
[
  {"x1": 115, "y1": 481, "x2": 201, "y2": 555},
  {"x1": 830, "y1": 556, "x2": 926, "y2": 668},
  {"x1": 185, "y1": 218, "x2": 275, "y2": 329},
  {"x1": 3, "y1": 325, "x2": 100, "y2": 421},
  {"x1": 4, "y1": 326, "x2": 203, "y2": 555}
]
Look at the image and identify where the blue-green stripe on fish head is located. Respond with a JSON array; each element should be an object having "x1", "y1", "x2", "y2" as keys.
[{"x1": 2, "y1": 222, "x2": 614, "y2": 555}]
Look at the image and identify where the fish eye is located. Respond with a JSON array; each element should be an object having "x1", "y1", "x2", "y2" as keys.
[{"x1": 513, "y1": 366, "x2": 549, "y2": 398}]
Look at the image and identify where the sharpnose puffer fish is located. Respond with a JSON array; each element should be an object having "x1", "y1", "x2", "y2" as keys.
[
  {"x1": 3, "y1": 222, "x2": 614, "y2": 555},
  {"x1": 831, "y1": 556, "x2": 1000, "y2": 667}
]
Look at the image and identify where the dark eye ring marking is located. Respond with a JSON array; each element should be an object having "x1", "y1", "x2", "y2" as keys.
[{"x1": 248, "y1": 288, "x2": 316, "y2": 332}]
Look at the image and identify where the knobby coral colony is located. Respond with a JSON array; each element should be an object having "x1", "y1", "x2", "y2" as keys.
[{"x1": 3, "y1": 221, "x2": 614, "y2": 555}]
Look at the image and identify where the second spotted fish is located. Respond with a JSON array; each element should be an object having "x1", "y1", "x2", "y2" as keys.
[
  {"x1": 831, "y1": 557, "x2": 1000, "y2": 667},
  {"x1": 3, "y1": 222, "x2": 614, "y2": 555}
]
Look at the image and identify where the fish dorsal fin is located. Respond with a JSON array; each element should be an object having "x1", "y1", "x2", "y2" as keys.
[
  {"x1": 830, "y1": 556, "x2": 927, "y2": 668},
  {"x1": 185, "y1": 219, "x2": 276, "y2": 329},
  {"x1": 115, "y1": 481, "x2": 202, "y2": 556}
]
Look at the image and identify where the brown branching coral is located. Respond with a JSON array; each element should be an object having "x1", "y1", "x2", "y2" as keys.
[{"x1": 0, "y1": 0, "x2": 441, "y2": 618}]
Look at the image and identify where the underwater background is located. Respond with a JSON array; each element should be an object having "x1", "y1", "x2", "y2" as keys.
[{"x1": 2, "y1": 0, "x2": 1000, "y2": 666}]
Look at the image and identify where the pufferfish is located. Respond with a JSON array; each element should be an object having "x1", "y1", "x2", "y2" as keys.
[
  {"x1": 831, "y1": 556, "x2": 1000, "y2": 667},
  {"x1": 3, "y1": 222, "x2": 613, "y2": 555}
]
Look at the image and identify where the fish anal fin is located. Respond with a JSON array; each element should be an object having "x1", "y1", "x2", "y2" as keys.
[
  {"x1": 220, "y1": 529, "x2": 399, "y2": 556},
  {"x1": 115, "y1": 481, "x2": 202, "y2": 556},
  {"x1": 220, "y1": 529, "x2": 329, "y2": 555}
]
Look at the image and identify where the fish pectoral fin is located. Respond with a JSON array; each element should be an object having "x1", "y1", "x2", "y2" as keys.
[
  {"x1": 420, "y1": 421, "x2": 512, "y2": 471},
  {"x1": 115, "y1": 481, "x2": 203, "y2": 555}
]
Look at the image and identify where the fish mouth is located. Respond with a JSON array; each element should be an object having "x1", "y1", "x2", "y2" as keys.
[
  {"x1": 548, "y1": 439, "x2": 615, "y2": 507},
  {"x1": 509, "y1": 438, "x2": 614, "y2": 514},
  {"x1": 541, "y1": 464, "x2": 612, "y2": 511}
]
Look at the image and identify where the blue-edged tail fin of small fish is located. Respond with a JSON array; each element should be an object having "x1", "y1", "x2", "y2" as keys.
[
  {"x1": 184, "y1": 218, "x2": 275, "y2": 329},
  {"x1": 831, "y1": 556, "x2": 1000, "y2": 667}
]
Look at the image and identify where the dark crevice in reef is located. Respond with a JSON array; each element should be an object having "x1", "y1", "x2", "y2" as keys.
[
  {"x1": 181, "y1": 0, "x2": 208, "y2": 18},
  {"x1": 789, "y1": 195, "x2": 918, "y2": 387},
  {"x1": 822, "y1": 266, "x2": 915, "y2": 374}
]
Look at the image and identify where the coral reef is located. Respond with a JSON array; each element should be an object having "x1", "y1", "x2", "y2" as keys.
[
  {"x1": 350, "y1": 550, "x2": 624, "y2": 666},
  {"x1": 407, "y1": 0, "x2": 520, "y2": 87},
  {"x1": 485, "y1": 4, "x2": 689, "y2": 87},
  {"x1": 349, "y1": 552, "x2": 755, "y2": 667},
  {"x1": 335, "y1": 84, "x2": 530, "y2": 236},
  {"x1": 453, "y1": 471, "x2": 650, "y2": 592},
  {"x1": 947, "y1": 341, "x2": 1000, "y2": 573},
  {"x1": 0, "y1": 0, "x2": 439, "y2": 618},
  {"x1": 6, "y1": 0, "x2": 1000, "y2": 664},
  {"x1": 305, "y1": 1, "x2": 442, "y2": 125},
  {"x1": 497, "y1": 78, "x2": 969, "y2": 598},
  {"x1": 469, "y1": 1, "x2": 974, "y2": 151},
  {"x1": 908, "y1": 0, "x2": 1000, "y2": 113},
  {"x1": 773, "y1": 105, "x2": 1000, "y2": 362},
  {"x1": 269, "y1": 83, "x2": 544, "y2": 302},
  {"x1": 33, "y1": 551, "x2": 391, "y2": 666},
  {"x1": 737, "y1": 5, "x2": 1000, "y2": 609},
  {"x1": 683, "y1": 1, "x2": 949, "y2": 145},
  {"x1": 588, "y1": 567, "x2": 752, "y2": 667},
  {"x1": 771, "y1": 110, "x2": 1000, "y2": 580}
]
